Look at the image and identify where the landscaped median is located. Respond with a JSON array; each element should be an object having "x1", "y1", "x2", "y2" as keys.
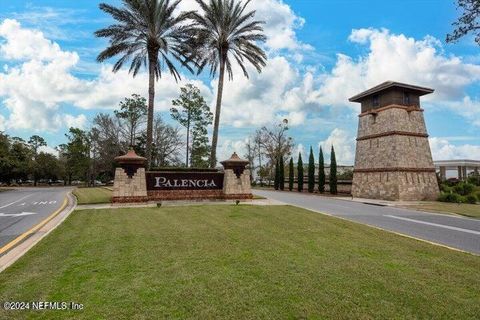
[
  {"x1": 0, "y1": 205, "x2": 478, "y2": 319},
  {"x1": 73, "y1": 187, "x2": 112, "y2": 205}
]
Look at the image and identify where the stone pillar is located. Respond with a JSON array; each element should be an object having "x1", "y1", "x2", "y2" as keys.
[
  {"x1": 475, "y1": 167, "x2": 479, "y2": 175},
  {"x1": 462, "y1": 166, "x2": 468, "y2": 181},
  {"x1": 112, "y1": 150, "x2": 148, "y2": 203},
  {"x1": 440, "y1": 166, "x2": 446, "y2": 181},
  {"x1": 458, "y1": 166, "x2": 463, "y2": 180},
  {"x1": 221, "y1": 152, "x2": 253, "y2": 200}
]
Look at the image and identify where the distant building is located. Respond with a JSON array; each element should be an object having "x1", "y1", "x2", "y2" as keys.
[{"x1": 434, "y1": 160, "x2": 480, "y2": 181}]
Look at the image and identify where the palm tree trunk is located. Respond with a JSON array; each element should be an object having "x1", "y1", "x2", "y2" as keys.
[
  {"x1": 146, "y1": 54, "x2": 156, "y2": 169},
  {"x1": 210, "y1": 56, "x2": 226, "y2": 168},
  {"x1": 186, "y1": 113, "x2": 190, "y2": 167}
]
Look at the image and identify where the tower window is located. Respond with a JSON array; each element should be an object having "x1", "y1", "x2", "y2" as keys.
[
  {"x1": 403, "y1": 92, "x2": 410, "y2": 105},
  {"x1": 372, "y1": 95, "x2": 379, "y2": 107}
]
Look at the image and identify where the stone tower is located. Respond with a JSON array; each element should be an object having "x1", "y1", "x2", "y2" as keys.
[{"x1": 349, "y1": 81, "x2": 440, "y2": 201}]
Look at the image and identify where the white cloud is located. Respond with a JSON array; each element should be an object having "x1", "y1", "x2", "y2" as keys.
[
  {"x1": 38, "y1": 145, "x2": 59, "y2": 157},
  {"x1": 214, "y1": 56, "x2": 326, "y2": 129},
  {"x1": 177, "y1": 0, "x2": 309, "y2": 51},
  {"x1": 61, "y1": 114, "x2": 87, "y2": 129},
  {"x1": 252, "y1": 0, "x2": 311, "y2": 51},
  {"x1": 429, "y1": 137, "x2": 480, "y2": 160},
  {"x1": 294, "y1": 143, "x2": 305, "y2": 160},
  {"x1": 0, "y1": 114, "x2": 5, "y2": 131},
  {"x1": 0, "y1": 19, "x2": 211, "y2": 131},
  {"x1": 217, "y1": 138, "x2": 247, "y2": 163},
  {"x1": 319, "y1": 129, "x2": 356, "y2": 165},
  {"x1": 313, "y1": 28, "x2": 480, "y2": 126},
  {"x1": 0, "y1": 19, "x2": 78, "y2": 62}
]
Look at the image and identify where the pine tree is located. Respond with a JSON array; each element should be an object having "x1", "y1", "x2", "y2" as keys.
[
  {"x1": 279, "y1": 155, "x2": 285, "y2": 191},
  {"x1": 274, "y1": 158, "x2": 279, "y2": 190},
  {"x1": 330, "y1": 146, "x2": 337, "y2": 195},
  {"x1": 289, "y1": 157, "x2": 294, "y2": 191},
  {"x1": 297, "y1": 153, "x2": 304, "y2": 192},
  {"x1": 308, "y1": 146, "x2": 315, "y2": 193},
  {"x1": 318, "y1": 147, "x2": 325, "y2": 193}
]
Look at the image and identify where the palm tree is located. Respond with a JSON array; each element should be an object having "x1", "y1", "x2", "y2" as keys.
[
  {"x1": 189, "y1": 0, "x2": 267, "y2": 168},
  {"x1": 95, "y1": 0, "x2": 194, "y2": 168}
]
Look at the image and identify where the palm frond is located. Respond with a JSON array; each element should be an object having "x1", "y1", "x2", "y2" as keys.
[
  {"x1": 190, "y1": 0, "x2": 267, "y2": 79},
  {"x1": 95, "y1": 0, "x2": 196, "y2": 79}
]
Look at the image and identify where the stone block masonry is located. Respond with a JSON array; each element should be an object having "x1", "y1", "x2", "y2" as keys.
[
  {"x1": 112, "y1": 168, "x2": 148, "y2": 203},
  {"x1": 349, "y1": 82, "x2": 440, "y2": 201}
]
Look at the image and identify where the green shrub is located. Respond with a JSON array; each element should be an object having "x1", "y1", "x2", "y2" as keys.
[
  {"x1": 444, "y1": 178, "x2": 460, "y2": 186},
  {"x1": 438, "y1": 192, "x2": 465, "y2": 203},
  {"x1": 465, "y1": 195, "x2": 478, "y2": 204},
  {"x1": 440, "y1": 184, "x2": 453, "y2": 193},
  {"x1": 453, "y1": 182, "x2": 475, "y2": 196},
  {"x1": 467, "y1": 175, "x2": 480, "y2": 186}
]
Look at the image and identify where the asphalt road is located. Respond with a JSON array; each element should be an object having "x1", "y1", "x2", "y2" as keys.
[
  {"x1": 254, "y1": 190, "x2": 480, "y2": 255},
  {"x1": 0, "y1": 187, "x2": 71, "y2": 252}
]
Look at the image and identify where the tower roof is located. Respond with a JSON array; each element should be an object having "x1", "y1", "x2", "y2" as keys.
[{"x1": 349, "y1": 81, "x2": 434, "y2": 103}]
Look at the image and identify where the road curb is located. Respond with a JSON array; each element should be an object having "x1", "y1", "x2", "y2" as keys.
[{"x1": 0, "y1": 192, "x2": 77, "y2": 273}]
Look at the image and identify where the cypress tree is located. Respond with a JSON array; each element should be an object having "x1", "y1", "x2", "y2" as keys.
[
  {"x1": 330, "y1": 145, "x2": 337, "y2": 195},
  {"x1": 274, "y1": 157, "x2": 279, "y2": 190},
  {"x1": 297, "y1": 153, "x2": 304, "y2": 192},
  {"x1": 308, "y1": 146, "x2": 315, "y2": 193},
  {"x1": 318, "y1": 147, "x2": 325, "y2": 193},
  {"x1": 289, "y1": 157, "x2": 294, "y2": 191},
  {"x1": 279, "y1": 155, "x2": 285, "y2": 191}
]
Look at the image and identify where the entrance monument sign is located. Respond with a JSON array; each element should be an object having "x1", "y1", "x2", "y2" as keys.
[{"x1": 113, "y1": 151, "x2": 252, "y2": 203}]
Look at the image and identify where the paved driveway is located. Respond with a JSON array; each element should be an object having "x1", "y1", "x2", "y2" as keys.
[
  {"x1": 253, "y1": 190, "x2": 480, "y2": 255},
  {"x1": 0, "y1": 188, "x2": 71, "y2": 252}
]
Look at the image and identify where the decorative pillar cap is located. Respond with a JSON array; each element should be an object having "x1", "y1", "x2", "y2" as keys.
[
  {"x1": 220, "y1": 152, "x2": 249, "y2": 167},
  {"x1": 115, "y1": 150, "x2": 146, "y2": 166}
]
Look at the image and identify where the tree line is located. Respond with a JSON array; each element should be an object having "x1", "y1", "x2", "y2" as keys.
[{"x1": 0, "y1": 84, "x2": 214, "y2": 185}]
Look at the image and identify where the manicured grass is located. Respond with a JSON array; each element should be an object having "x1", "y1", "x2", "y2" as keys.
[
  {"x1": 406, "y1": 202, "x2": 480, "y2": 218},
  {"x1": 73, "y1": 187, "x2": 112, "y2": 205},
  {"x1": 0, "y1": 205, "x2": 479, "y2": 319}
]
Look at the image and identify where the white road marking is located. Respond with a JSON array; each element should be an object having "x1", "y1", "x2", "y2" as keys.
[
  {"x1": 29, "y1": 200, "x2": 57, "y2": 206},
  {"x1": 0, "y1": 212, "x2": 37, "y2": 217},
  {"x1": 384, "y1": 215, "x2": 480, "y2": 236},
  {"x1": 0, "y1": 194, "x2": 32, "y2": 209}
]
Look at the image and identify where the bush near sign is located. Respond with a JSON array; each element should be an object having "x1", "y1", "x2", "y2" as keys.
[{"x1": 146, "y1": 172, "x2": 224, "y2": 191}]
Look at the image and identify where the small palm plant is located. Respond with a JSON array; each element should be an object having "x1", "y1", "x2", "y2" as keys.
[
  {"x1": 189, "y1": 0, "x2": 267, "y2": 167},
  {"x1": 95, "y1": 0, "x2": 195, "y2": 168}
]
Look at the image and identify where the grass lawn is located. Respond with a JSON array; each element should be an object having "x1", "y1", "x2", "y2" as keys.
[
  {"x1": 73, "y1": 187, "x2": 112, "y2": 205},
  {"x1": 405, "y1": 202, "x2": 480, "y2": 218},
  {"x1": 0, "y1": 205, "x2": 479, "y2": 319}
]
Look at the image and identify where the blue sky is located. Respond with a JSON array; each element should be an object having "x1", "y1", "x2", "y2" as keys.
[{"x1": 0, "y1": 0, "x2": 479, "y2": 163}]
